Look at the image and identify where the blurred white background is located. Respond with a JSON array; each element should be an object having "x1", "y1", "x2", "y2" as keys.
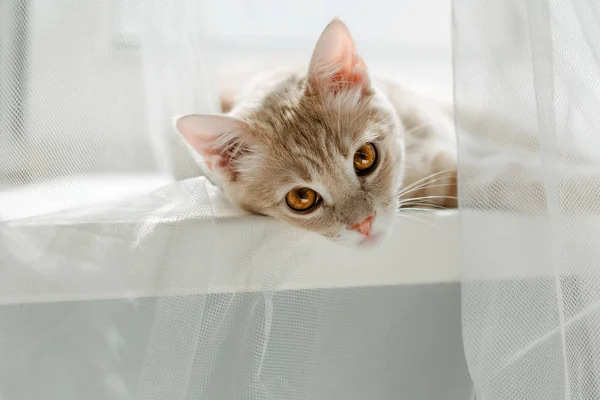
[
  {"x1": 200, "y1": 0, "x2": 452, "y2": 98},
  {"x1": 0, "y1": 0, "x2": 451, "y2": 188}
]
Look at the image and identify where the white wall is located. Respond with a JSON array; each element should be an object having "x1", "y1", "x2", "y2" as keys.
[
  {"x1": 1, "y1": 0, "x2": 452, "y2": 186},
  {"x1": 200, "y1": 0, "x2": 453, "y2": 100},
  {"x1": 200, "y1": 0, "x2": 450, "y2": 47}
]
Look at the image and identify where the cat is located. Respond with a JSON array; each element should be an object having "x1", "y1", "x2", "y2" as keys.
[{"x1": 176, "y1": 18, "x2": 457, "y2": 247}]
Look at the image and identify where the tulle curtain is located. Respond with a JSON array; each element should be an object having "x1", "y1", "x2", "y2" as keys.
[
  {"x1": 0, "y1": 1, "x2": 473, "y2": 399},
  {"x1": 0, "y1": 0, "x2": 211, "y2": 193},
  {"x1": 455, "y1": 0, "x2": 600, "y2": 398},
  {"x1": 0, "y1": 2, "x2": 216, "y2": 398}
]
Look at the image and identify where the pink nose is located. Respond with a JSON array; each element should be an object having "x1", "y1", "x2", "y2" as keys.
[{"x1": 349, "y1": 215, "x2": 374, "y2": 236}]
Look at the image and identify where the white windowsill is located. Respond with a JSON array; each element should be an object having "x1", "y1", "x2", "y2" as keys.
[
  {"x1": 0, "y1": 173, "x2": 571, "y2": 306},
  {"x1": 0, "y1": 175, "x2": 460, "y2": 305}
]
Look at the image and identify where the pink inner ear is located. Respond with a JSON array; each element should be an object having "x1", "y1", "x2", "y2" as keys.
[
  {"x1": 329, "y1": 57, "x2": 368, "y2": 89},
  {"x1": 176, "y1": 114, "x2": 250, "y2": 179},
  {"x1": 308, "y1": 19, "x2": 370, "y2": 93},
  {"x1": 193, "y1": 134, "x2": 247, "y2": 180}
]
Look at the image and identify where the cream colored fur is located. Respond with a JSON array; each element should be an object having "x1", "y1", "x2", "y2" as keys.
[{"x1": 177, "y1": 19, "x2": 457, "y2": 246}]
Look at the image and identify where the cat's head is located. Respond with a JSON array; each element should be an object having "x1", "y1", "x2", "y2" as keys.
[{"x1": 177, "y1": 19, "x2": 405, "y2": 246}]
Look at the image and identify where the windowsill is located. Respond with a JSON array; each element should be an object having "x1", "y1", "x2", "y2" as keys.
[
  {"x1": 1, "y1": 174, "x2": 566, "y2": 306},
  {"x1": 0, "y1": 176, "x2": 460, "y2": 305}
]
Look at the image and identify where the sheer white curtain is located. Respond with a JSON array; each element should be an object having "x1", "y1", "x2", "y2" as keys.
[
  {"x1": 0, "y1": 1, "x2": 212, "y2": 192},
  {"x1": 455, "y1": 0, "x2": 600, "y2": 398},
  {"x1": 0, "y1": 1, "x2": 475, "y2": 400},
  {"x1": 0, "y1": 1, "x2": 219, "y2": 398}
]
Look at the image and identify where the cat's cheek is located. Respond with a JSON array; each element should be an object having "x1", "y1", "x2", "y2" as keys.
[
  {"x1": 386, "y1": 150, "x2": 405, "y2": 190},
  {"x1": 274, "y1": 211, "x2": 334, "y2": 239},
  {"x1": 232, "y1": 197, "x2": 270, "y2": 216}
]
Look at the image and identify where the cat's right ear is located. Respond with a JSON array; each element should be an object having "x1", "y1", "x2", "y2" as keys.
[
  {"x1": 307, "y1": 18, "x2": 371, "y2": 94},
  {"x1": 175, "y1": 114, "x2": 252, "y2": 180}
]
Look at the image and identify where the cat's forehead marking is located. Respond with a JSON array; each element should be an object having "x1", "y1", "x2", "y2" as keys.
[{"x1": 287, "y1": 155, "x2": 318, "y2": 182}]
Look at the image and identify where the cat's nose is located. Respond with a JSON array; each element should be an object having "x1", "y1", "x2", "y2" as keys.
[{"x1": 349, "y1": 215, "x2": 374, "y2": 236}]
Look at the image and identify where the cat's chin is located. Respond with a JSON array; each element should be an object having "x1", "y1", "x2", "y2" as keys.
[
  {"x1": 329, "y1": 213, "x2": 395, "y2": 248},
  {"x1": 332, "y1": 234, "x2": 386, "y2": 249},
  {"x1": 331, "y1": 228, "x2": 391, "y2": 249}
]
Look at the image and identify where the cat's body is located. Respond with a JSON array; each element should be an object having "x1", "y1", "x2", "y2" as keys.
[{"x1": 177, "y1": 19, "x2": 457, "y2": 246}]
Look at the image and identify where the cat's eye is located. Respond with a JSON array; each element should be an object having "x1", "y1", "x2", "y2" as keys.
[
  {"x1": 285, "y1": 187, "x2": 321, "y2": 212},
  {"x1": 353, "y1": 143, "x2": 378, "y2": 176}
]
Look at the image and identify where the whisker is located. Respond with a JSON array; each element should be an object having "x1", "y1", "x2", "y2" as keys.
[
  {"x1": 399, "y1": 202, "x2": 449, "y2": 210},
  {"x1": 396, "y1": 212, "x2": 437, "y2": 228},
  {"x1": 399, "y1": 171, "x2": 454, "y2": 195},
  {"x1": 401, "y1": 207, "x2": 447, "y2": 213},
  {"x1": 400, "y1": 195, "x2": 457, "y2": 205},
  {"x1": 402, "y1": 123, "x2": 430, "y2": 138},
  {"x1": 398, "y1": 207, "x2": 443, "y2": 214},
  {"x1": 399, "y1": 182, "x2": 457, "y2": 198},
  {"x1": 399, "y1": 199, "x2": 447, "y2": 208},
  {"x1": 398, "y1": 169, "x2": 454, "y2": 196}
]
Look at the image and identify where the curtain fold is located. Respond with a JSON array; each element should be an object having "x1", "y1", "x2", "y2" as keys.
[{"x1": 454, "y1": 0, "x2": 600, "y2": 398}]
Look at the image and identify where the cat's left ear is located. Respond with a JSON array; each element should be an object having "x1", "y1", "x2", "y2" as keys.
[
  {"x1": 175, "y1": 114, "x2": 252, "y2": 180},
  {"x1": 307, "y1": 18, "x2": 371, "y2": 93}
]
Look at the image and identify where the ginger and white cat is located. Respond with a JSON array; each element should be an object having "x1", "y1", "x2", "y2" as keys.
[{"x1": 176, "y1": 19, "x2": 456, "y2": 246}]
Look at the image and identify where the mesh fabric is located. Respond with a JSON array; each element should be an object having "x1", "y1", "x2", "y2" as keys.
[{"x1": 454, "y1": 0, "x2": 600, "y2": 398}]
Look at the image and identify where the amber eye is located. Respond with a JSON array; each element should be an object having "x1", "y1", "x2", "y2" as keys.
[
  {"x1": 353, "y1": 143, "x2": 378, "y2": 176},
  {"x1": 285, "y1": 187, "x2": 321, "y2": 212}
]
